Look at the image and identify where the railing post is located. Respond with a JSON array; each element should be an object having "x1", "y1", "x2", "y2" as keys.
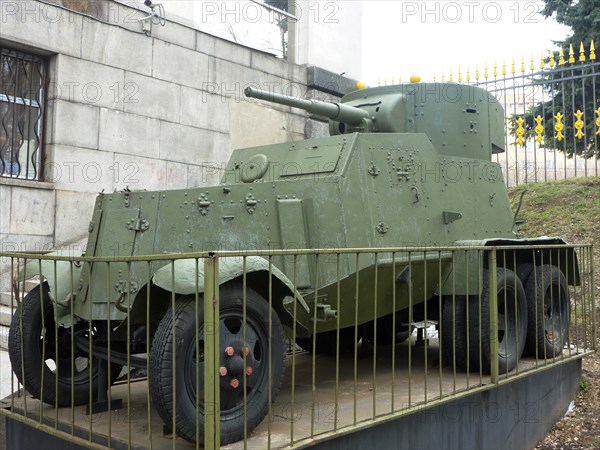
[
  {"x1": 488, "y1": 248, "x2": 499, "y2": 384},
  {"x1": 204, "y1": 254, "x2": 220, "y2": 448}
]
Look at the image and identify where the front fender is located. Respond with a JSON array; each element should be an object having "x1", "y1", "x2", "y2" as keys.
[
  {"x1": 152, "y1": 256, "x2": 310, "y2": 313},
  {"x1": 16, "y1": 250, "x2": 84, "y2": 325}
]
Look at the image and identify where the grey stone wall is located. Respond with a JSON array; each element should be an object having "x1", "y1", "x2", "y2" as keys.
[{"x1": 0, "y1": 0, "x2": 342, "y2": 272}]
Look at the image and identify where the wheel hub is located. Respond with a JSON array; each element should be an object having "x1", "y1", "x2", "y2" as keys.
[
  {"x1": 227, "y1": 355, "x2": 245, "y2": 376},
  {"x1": 220, "y1": 343, "x2": 255, "y2": 390}
]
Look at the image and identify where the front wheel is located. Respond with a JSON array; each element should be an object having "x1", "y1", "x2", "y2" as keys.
[
  {"x1": 149, "y1": 282, "x2": 286, "y2": 445},
  {"x1": 8, "y1": 284, "x2": 121, "y2": 406}
]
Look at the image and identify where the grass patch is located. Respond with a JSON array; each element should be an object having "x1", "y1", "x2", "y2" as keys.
[
  {"x1": 509, "y1": 176, "x2": 599, "y2": 349},
  {"x1": 508, "y1": 177, "x2": 600, "y2": 247}
]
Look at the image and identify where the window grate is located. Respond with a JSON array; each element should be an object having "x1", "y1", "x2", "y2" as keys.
[{"x1": 0, "y1": 47, "x2": 47, "y2": 181}]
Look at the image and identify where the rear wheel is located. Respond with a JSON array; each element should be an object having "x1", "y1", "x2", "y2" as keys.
[
  {"x1": 468, "y1": 268, "x2": 528, "y2": 374},
  {"x1": 149, "y1": 283, "x2": 286, "y2": 444},
  {"x1": 8, "y1": 284, "x2": 121, "y2": 406},
  {"x1": 516, "y1": 263, "x2": 535, "y2": 286},
  {"x1": 524, "y1": 265, "x2": 570, "y2": 358},
  {"x1": 441, "y1": 296, "x2": 470, "y2": 372}
]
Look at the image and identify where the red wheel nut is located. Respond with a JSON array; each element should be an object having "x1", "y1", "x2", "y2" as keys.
[
  {"x1": 230, "y1": 378, "x2": 239, "y2": 389},
  {"x1": 246, "y1": 366, "x2": 253, "y2": 376},
  {"x1": 219, "y1": 367, "x2": 227, "y2": 377},
  {"x1": 225, "y1": 346, "x2": 235, "y2": 356}
]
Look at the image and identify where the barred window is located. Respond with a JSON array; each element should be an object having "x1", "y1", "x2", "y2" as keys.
[{"x1": 0, "y1": 47, "x2": 47, "y2": 180}]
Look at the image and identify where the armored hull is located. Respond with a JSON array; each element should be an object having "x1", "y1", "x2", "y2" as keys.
[{"x1": 10, "y1": 82, "x2": 578, "y2": 445}]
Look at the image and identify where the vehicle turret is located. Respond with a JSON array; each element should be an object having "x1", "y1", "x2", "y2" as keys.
[{"x1": 246, "y1": 83, "x2": 506, "y2": 160}]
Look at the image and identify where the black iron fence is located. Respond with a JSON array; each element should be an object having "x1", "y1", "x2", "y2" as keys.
[
  {"x1": 469, "y1": 42, "x2": 599, "y2": 186},
  {"x1": 374, "y1": 42, "x2": 600, "y2": 187}
]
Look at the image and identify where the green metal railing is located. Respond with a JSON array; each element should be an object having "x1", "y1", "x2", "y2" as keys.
[{"x1": 0, "y1": 244, "x2": 595, "y2": 449}]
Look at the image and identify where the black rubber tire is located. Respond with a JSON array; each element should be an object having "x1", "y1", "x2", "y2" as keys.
[
  {"x1": 516, "y1": 263, "x2": 535, "y2": 286},
  {"x1": 524, "y1": 265, "x2": 570, "y2": 358},
  {"x1": 149, "y1": 283, "x2": 286, "y2": 445},
  {"x1": 468, "y1": 268, "x2": 528, "y2": 374},
  {"x1": 441, "y1": 296, "x2": 470, "y2": 372},
  {"x1": 8, "y1": 284, "x2": 121, "y2": 406}
]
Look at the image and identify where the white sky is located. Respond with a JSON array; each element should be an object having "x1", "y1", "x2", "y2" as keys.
[
  {"x1": 160, "y1": 1, "x2": 573, "y2": 85},
  {"x1": 361, "y1": 1, "x2": 572, "y2": 84}
]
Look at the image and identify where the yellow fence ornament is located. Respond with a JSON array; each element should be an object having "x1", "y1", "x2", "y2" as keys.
[
  {"x1": 554, "y1": 113, "x2": 564, "y2": 142},
  {"x1": 573, "y1": 110, "x2": 585, "y2": 140},
  {"x1": 516, "y1": 117, "x2": 525, "y2": 146},
  {"x1": 534, "y1": 116, "x2": 544, "y2": 144}
]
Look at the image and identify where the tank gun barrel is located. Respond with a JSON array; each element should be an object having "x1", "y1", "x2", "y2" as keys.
[{"x1": 244, "y1": 87, "x2": 369, "y2": 126}]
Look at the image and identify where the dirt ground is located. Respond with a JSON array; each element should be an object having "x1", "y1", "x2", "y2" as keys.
[{"x1": 536, "y1": 353, "x2": 600, "y2": 449}]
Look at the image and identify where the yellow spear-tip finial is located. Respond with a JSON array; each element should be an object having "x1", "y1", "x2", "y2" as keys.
[
  {"x1": 502, "y1": 60, "x2": 507, "y2": 76},
  {"x1": 520, "y1": 55, "x2": 526, "y2": 73},
  {"x1": 549, "y1": 50, "x2": 556, "y2": 67},
  {"x1": 449, "y1": 70, "x2": 454, "y2": 83},
  {"x1": 511, "y1": 57, "x2": 516, "y2": 74},
  {"x1": 384, "y1": 77, "x2": 388, "y2": 86},
  {"x1": 356, "y1": 81, "x2": 368, "y2": 90},
  {"x1": 457, "y1": 68, "x2": 462, "y2": 83},
  {"x1": 466, "y1": 66, "x2": 471, "y2": 82},
  {"x1": 579, "y1": 42, "x2": 586, "y2": 62},
  {"x1": 493, "y1": 61, "x2": 498, "y2": 78},
  {"x1": 530, "y1": 54, "x2": 535, "y2": 71},
  {"x1": 559, "y1": 47, "x2": 565, "y2": 65},
  {"x1": 377, "y1": 78, "x2": 381, "y2": 87},
  {"x1": 484, "y1": 63, "x2": 489, "y2": 79},
  {"x1": 475, "y1": 65, "x2": 480, "y2": 80},
  {"x1": 591, "y1": 40, "x2": 596, "y2": 61},
  {"x1": 568, "y1": 43, "x2": 575, "y2": 64},
  {"x1": 441, "y1": 71, "x2": 445, "y2": 83},
  {"x1": 398, "y1": 74, "x2": 402, "y2": 83},
  {"x1": 540, "y1": 52, "x2": 546, "y2": 70},
  {"x1": 433, "y1": 72, "x2": 437, "y2": 83}
]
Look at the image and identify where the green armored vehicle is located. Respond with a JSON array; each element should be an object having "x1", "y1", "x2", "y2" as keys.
[{"x1": 10, "y1": 82, "x2": 577, "y2": 444}]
